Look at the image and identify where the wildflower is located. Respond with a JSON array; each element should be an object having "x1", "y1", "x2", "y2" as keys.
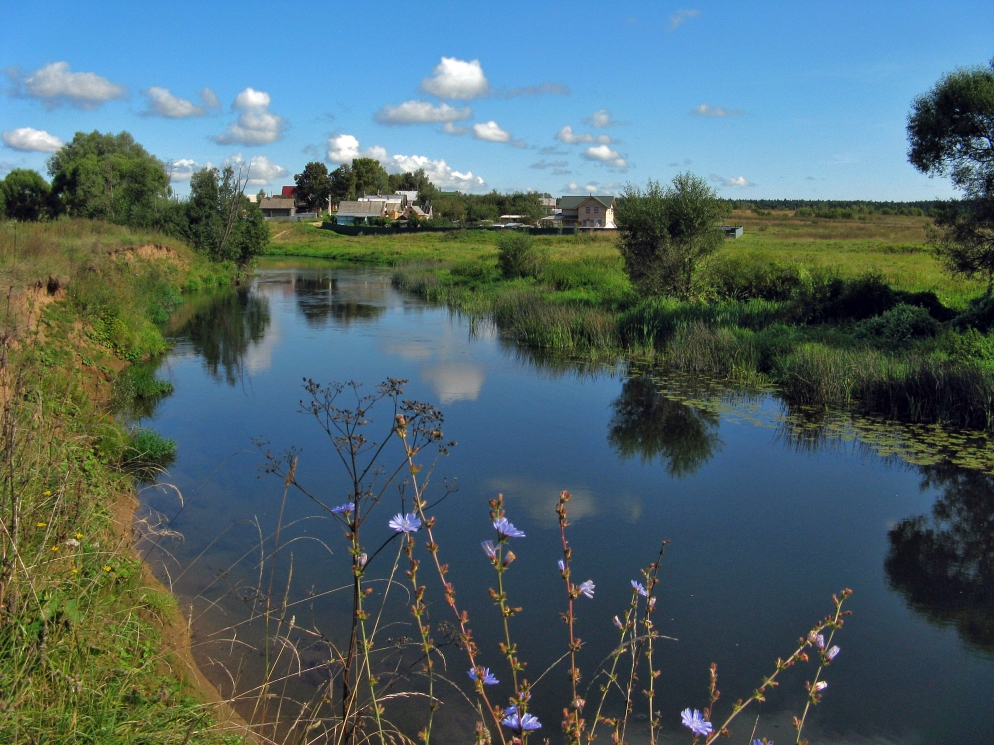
[
  {"x1": 481, "y1": 540, "x2": 498, "y2": 560},
  {"x1": 813, "y1": 634, "x2": 825, "y2": 650},
  {"x1": 813, "y1": 681, "x2": 828, "y2": 692},
  {"x1": 467, "y1": 667, "x2": 499, "y2": 685},
  {"x1": 681, "y1": 708, "x2": 713, "y2": 737},
  {"x1": 648, "y1": 597, "x2": 657, "y2": 610},
  {"x1": 501, "y1": 706, "x2": 541, "y2": 731},
  {"x1": 502, "y1": 550, "x2": 516, "y2": 567},
  {"x1": 65, "y1": 538, "x2": 79, "y2": 548},
  {"x1": 493, "y1": 517, "x2": 525, "y2": 539},
  {"x1": 578, "y1": 580, "x2": 595, "y2": 599},
  {"x1": 51, "y1": 546, "x2": 59, "y2": 552},
  {"x1": 75, "y1": 533, "x2": 83, "y2": 540},
  {"x1": 357, "y1": 553, "x2": 368, "y2": 568},
  {"x1": 331, "y1": 503, "x2": 354, "y2": 515},
  {"x1": 43, "y1": 490, "x2": 51, "y2": 496},
  {"x1": 557, "y1": 559, "x2": 566, "y2": 572},
  {"x1": 70, "y1": 568, "x2": 78, "y2": 574},
  {"x1": 613, "y1": 616, "x2": 623, "y2": 629},
  {"x1": 825, "y1": 645, "x2": 840, "y2": 661},
  {"x1": 388, "y1": 512, "x2": 422, "y2": 533},
  {"x1": 103, "y1": 566, "x2": 112, "y2": 572},
  {"x1": 631, "y1": 580, "x2": 648, "y2": 597},
  {"x1": 37, "y1": 522, "x2": 46, "y2": 528}
]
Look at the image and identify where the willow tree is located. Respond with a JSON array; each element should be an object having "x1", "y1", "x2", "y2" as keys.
[
  {"x1": 908, "y1": 58, "x2": 994, "y2": 293},
  {"x1": 614, "y1": 174, "x2": 725, "y2": 299}
]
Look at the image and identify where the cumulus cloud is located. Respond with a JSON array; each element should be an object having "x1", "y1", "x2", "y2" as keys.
[
  {"x1": 144, "y1": 87, "x2": 205, "y2": 118},
  {"x1": 325, "y1": 134, "x2": 484, "y2": 191},
  {"x1": 2, "y1": 127, "x2": 63, "y2": 152},
  {"x1": 564, "y1": 181, "x2": 601, "y2": 193},
  {"x1": 16, "y1": 61, "x2": 125, "y2": 109},
  {"x1": 421, "y1": 57, "x2": 490, "y2": 100},
  {"x1": 214, "y1": 87, "x2": 286, "y2": 145},
  {"x1": 472, "y1": 120, "x2": 524, "y2": 147},
  {"x1": 691, "y1": 104, "x2": 742, "y2": 117},
  {"x1": 670, "y1": 8, "x2": 700, "y2": 30},
  {"x1": 710, "y1": 173, "x2": 754, "y2": 188},
  {"x1": 583, "y1": 109, "x2": 622, "y2": 128},
  {"x1": 581, "y1": 144, "x2": 628, "y2": 169},
  {"x1": 200, "y1": 87, "x2": 221, "y2": 111},
  {"x1": 555, "y1": 125, "x2": 612, "y2": 145},
  {"x1": 224, "y1": 153, "x2": 290, "y2": 185},
  {"x1": 375, "y1": 100, "x2": 472, "y2": 125},
  {"x1": 530, "y1": 159, "x2": 569, "y2": 170},
  {"x1": 168, "y1": 159, "x2": 200, "y2": 181}
]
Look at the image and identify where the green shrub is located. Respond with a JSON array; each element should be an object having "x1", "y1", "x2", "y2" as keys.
[
  {"x1": 495, "y1": 231, "x2": 543, "y2": 279},
  {"x1": 127, "y1": 428, "x2": 176, "y2": 462},
  {"x1": 854, "y1": 304, "x2": 941, "y2": 348},
  {"x1": 707, "y1": 256, "x2": 812, "y2": 301},
  {"x1": 954, "y1": 296, "x2": 994, "y2": 333}
]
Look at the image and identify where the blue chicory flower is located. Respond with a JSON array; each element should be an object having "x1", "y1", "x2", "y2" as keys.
[
  {"x1": 558, "y1": 559, "x2": 566, "y2": 572},
  {"x1": 681, "y1": 708, "x2": 713, "y2": 737},
  {"x1": 331, "y1": 503, "x2": 353, "y2": 515},
  {"x1": 493, "y1": 517, "x2": 525, "y2": 539},
  {"x1": 481, "y1": 540, "x2": 497, "y2": 560},
  {"x1": 388, "y1": 512, "x2": 422, "y2": 533},
  {"x1": 501, "y1": 706, "x2": 541, "y2": 731},
  {"x1": 578, "y1": 580, "x2": 595, "y2": 598},
  {"x1": 825, "y1": 645, "x2": 840, "y2": 661},
  {"x1": 631, "y1": 580, "x2": 648, "y2": 597},
  {"x1": 467, "y1": 667, "x2": 499, "y2": 685}
]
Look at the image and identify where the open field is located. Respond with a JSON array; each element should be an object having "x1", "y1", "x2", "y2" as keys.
[{"x1": 265, "y1": 212, "x2": 984, "y2": 304}]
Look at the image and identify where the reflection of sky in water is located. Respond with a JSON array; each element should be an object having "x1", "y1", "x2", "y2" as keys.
[{"x1": 139, "y1": 262, "x2": 994, "y2": 745}]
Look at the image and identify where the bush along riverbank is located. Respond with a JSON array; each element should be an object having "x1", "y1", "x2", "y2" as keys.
[
  {"x1": 0, "y1": 220, "x2": 242, "y2": 743},
  {"x1": 392, "y1": 236, "x2": 994, "y2": 431}
]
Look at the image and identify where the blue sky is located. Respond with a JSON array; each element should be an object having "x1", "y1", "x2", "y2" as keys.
[{"x1": 1, "y1": 1, "x2": 992, "y2": 199}]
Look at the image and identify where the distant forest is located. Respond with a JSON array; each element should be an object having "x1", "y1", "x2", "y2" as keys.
[{"x1": 723, "y1": 199, "x2": 943, "y2": 216}]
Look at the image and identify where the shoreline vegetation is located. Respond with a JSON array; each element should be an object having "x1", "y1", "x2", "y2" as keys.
[
  {"x1": 266, "y1": 211, "x2": 994, "y2": 432},
  {"x1": 0, "y1": 220, "x2": 243, "y2": 743}
]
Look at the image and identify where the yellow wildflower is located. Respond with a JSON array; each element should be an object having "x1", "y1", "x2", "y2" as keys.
[
  {"x1": 37, "y1": 522, "x2": 46, "y2": 528},
  {"x1": 103, "y1": 566, "x2": 112, "y2": 572},
  {"x1": 51, "y1": 546, "x2": 58, "y2": 552},
  {"x1": 43, "y1": 490, "x2": 52, "y2": 496},
  {"x1": 71, "y1": 569, "x2": 78, "y2": 574},
  {"x1": 75, "y1": 533, "x2": 83, "y2": 540}
]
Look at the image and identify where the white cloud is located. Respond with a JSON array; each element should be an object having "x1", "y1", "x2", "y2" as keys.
[
  {"x1": 581, "y1": 144, "x2": 628, "y2": 169},
  {"x1": 555, "y1": 125, "x2": 593, "y2": 144},
  {"x1": 168, "y1": 159, "x2": 200, "y2": 181},
  {"x1": 691, "y1": 104, "x2": 742, "y2": 117},
  {"x1": 473, "y1": 120, "x2": 511, "y2": 142},
  {"x1": 214, "y1": 87, "x2": 286, "y2": 145},
  {"x1": 375, "y1": 100, "x2": 472, "y2": 125},
  {"x1": 670, "y1": 8, "x2": 700, "y2": 30},
  {"x1": 144, "y1": 87, "x2": 204, "y2": 118},
  {"x1": 21, "y1": 61, "x2": 125, "y2": 108},
  {"x1": 325, "y1": 134, "x2": 485, "y2": 191},
  {"x1": 710, "y1": 173, "x2": 754, "y2": 188},
  {"x1": 530, "y1": 160, "x2": 569, "y2": 170},
  {"x1": 442, "y1": 122, "x2": 472, "y2": 135},
  {"x1": 420, "y1": 57, "x2": 490, "y2": 100},
  {"x1": 564, "y1": 181, "x2": 601, "y2": 193},
  {"x1": 584, "y1": 109, "x2": 614, "y2": 128},
  {"x1": 2, "y1": 127, "x2": 63, "y2": 152},
  {"x1": 200, "y1": 87, "x2": 221, "y2": 111},
  {"x1": 224, "y1": 153, "x2": 290, "y2": 185}
]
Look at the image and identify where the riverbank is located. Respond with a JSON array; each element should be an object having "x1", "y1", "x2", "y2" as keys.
[
  {"x1": 0, "y1": 220, "x2": 242, "y2": 743},
  {"x1": 266, "y1": 213, "x2": 994, "y2": 430}
]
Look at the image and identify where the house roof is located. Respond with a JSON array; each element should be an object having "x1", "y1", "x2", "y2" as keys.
[
  {"x1": 410, "y1": 205, "x2": 429, "y2": 217},
  {"x1": 558, "y1": 195, "x2": 615, "y2": 210},
  {"x1": 336, "y1": 200, "x2": 386, "y2": 216},
  {"x1": 260, "y1": 197, "x2": 296, "y2": 209},
  {"x1": 281, "y1": 186, "x2": 296, "y2": 198}
]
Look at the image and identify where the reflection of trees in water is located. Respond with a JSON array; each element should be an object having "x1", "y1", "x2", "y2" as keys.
[
  {"x1": 608, "y1": 376, "x2": 722, "y2": 477},
  {"x1": 183, "y1": 288, "x2": 271, "y2": 385},
  {"x1": 886, "y1": 462, "x2": 994, "y2": 654},
  {"x1": 294, "y1": 276, "x2": 386, "y2": 326}
]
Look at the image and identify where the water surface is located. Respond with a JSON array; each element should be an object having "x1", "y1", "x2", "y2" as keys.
[{"x1": 137, "y1": 260, "x2": 994, "y2": 744}]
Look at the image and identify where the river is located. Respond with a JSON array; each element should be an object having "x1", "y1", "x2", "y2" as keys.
[{"x1": 134, "y1": 259, "x2": 994, "y2": 744}]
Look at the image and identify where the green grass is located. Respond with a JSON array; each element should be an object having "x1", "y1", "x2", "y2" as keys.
[{"x1": 0, "y1": 220, "x2": 241, "y2": 744}]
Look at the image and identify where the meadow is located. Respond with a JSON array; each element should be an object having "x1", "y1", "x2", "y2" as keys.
[{"x1": 265, "y1": 213, "x2": 994, "y2": 431}]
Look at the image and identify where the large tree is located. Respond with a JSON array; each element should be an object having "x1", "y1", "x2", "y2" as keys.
[
  {"x1": 186, "y1": 166, "x2": 267, "y2": 266},
  {"x1": 908, "y1": 58, "x2": 994, "y2": 292},
  {"x1": 329, "y1": 164, "x2": 356, "y2": 204},
  {"x1": 614, "y1": 174, "x2": 725, "y2": 298},
  {"x1": 48, "y1": 130, "x2": 170, "y2": 227},
  {"x1": 294, "y1": 161, "x2": 332, "y2": 213},
  {"x1": 350, "y1": 157, "x2": 389, "y2": 197},
  {"x1": 0, "y1": 169, "x2": 52, "y2": 221}
]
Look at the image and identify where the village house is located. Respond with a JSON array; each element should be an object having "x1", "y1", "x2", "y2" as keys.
[
  {"x1": 557, "y1": 195, "x2": 617, "y2": 228},
  {"x1": 259, "y1": 197, "x2": 296, "y2": 218}
]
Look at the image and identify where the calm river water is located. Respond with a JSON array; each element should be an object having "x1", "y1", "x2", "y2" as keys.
[{"x1": 136, "y1": 259, "x2": 994, "y2": 744}]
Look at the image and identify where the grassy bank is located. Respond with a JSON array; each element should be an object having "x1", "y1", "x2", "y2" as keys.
[
  {"x1": 267, "y1": 214, "x2": 994, "y2": 430},
  {"x1": 0, "y1": 221, "x2": 240, "y2": 743}
]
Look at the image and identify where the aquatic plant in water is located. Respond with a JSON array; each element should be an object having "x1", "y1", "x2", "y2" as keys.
[{"x1": 253, "y1": 378, "x2": 852, "y2": 745}]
